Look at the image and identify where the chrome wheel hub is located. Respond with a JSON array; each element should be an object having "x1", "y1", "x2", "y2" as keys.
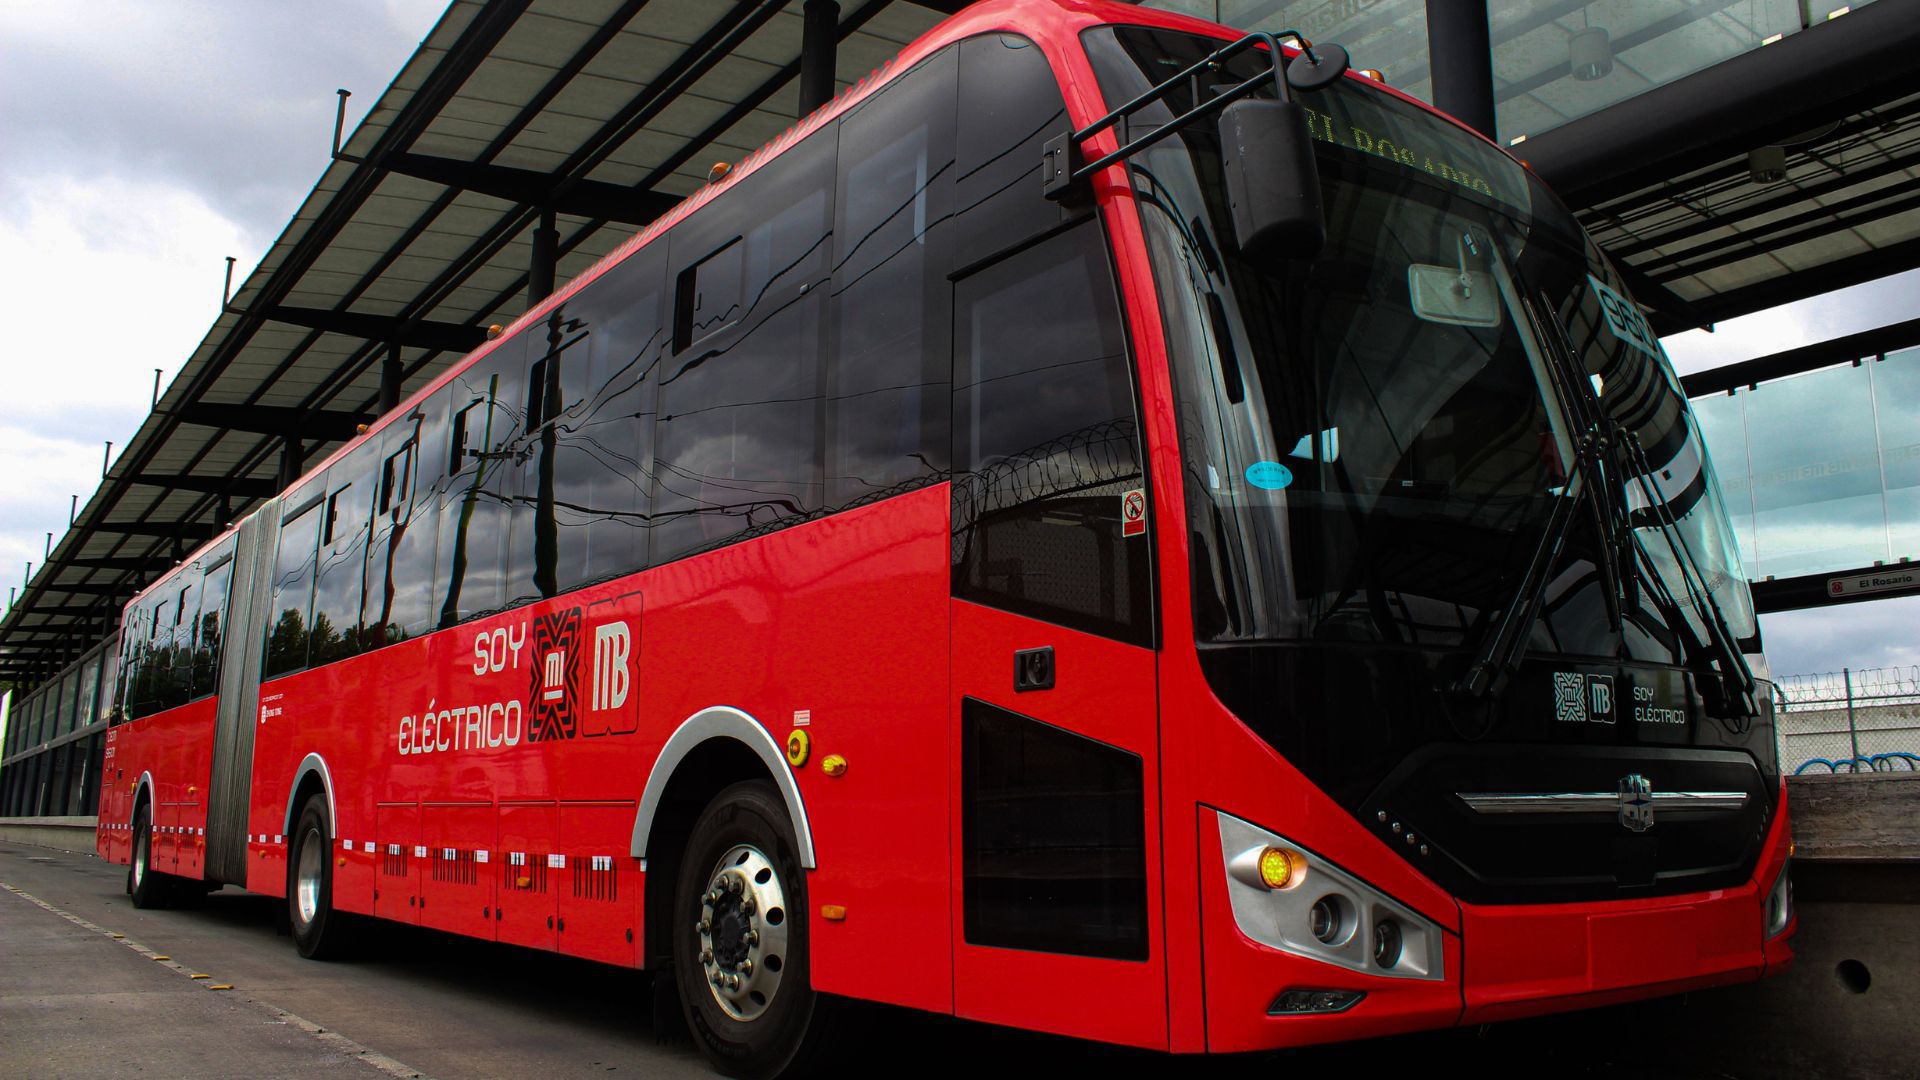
[
  {"x1": 696, "y1": 844, "x2": 789, "y2": 1021},
  {"x1": 295, "y1": 826, "x2": 324, "y2": 926}
]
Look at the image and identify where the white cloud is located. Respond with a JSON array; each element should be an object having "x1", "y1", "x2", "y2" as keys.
[
  {"x1": 0, "y1": 175, "x2": 251, "y2": 419},
  {"x1": 1663, "y1": 268, "x2": 1920, "y2": 376}
]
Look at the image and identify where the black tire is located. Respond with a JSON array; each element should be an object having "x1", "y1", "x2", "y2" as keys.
[
  {"x1": 129, "y1": 803, "x2": 173, "y2": 909},
  {"x1": 288, "y1": 794, "x2": 352, "y2": 959},
  {"x1": 674, "y1": 781, "x2": 837, "y2": 1079}
]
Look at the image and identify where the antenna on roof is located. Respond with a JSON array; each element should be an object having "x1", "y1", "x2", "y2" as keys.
[
  {"x1": 333, "y1": 89, "x2": 366, "y2": 164},
  {"x1": 222, "y1": 256, "x2": 237, "y2": 310}
]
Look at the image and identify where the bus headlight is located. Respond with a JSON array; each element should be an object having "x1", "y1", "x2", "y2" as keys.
[
  {"x1": 1764, "y1": 859, "x2": 1793, "y2": 938},
  {"x1": 1219, "y1": 810, "x2": 1444, "y2": 981}
]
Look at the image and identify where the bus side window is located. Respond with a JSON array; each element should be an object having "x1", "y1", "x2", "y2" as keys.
[
  {"x1": 194, "y1": 553, "x2": 233, "y2": 698},
  {"x1": 134, "y1": 594, "x2": 170, "y2": 718},
  {"x1": 162, "y1": 571, "x2": 199, "y2": 709},
  {"x1": 826, "y1": 46, "x2": 957, "y2": 509},
  {"x1": 951, "y1": 220, "x2": 1151, "y2": 646},
  {"x1": 365, "y1": 413, "x2": 432, "y2": 649},
  {"x1": 653, "y1": 124, "x2": 835, "y2": 563},
  {"x1": 953, "y1": 33, "x2": 1073, "y2": 270},
  {"x1": 266, "y1": 494, "x2": 325, "y2": 679},
  {"x1": 311, "y1": 450, "x2": 374, "y2": 665},
  {"x1": 546, "y1": 244, "x2": 666, "y2": 594},
  {"x1": 437, "y1": 337, "x2": 526, "y2": 625}
]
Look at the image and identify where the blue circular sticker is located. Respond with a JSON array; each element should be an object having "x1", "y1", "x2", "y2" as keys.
[{"x1": 1244, "y1": 461, "x2": 1293, "y2": 490}]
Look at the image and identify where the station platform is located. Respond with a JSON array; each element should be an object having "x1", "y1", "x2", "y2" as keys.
[{"x1": 2, "y1": 835, "x2": 1911, "y2": 1079}]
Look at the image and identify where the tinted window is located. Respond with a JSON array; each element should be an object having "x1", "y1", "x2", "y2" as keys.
[
  {"x1": 548, "y1": 248, "x2": 666, "y2": 592},
  {"x1": 192, "y1": 555, "x2": 232, "y2": 698},
  {"x1": 266, "y1": 496, "x2": 323, "y2": 678},
  {"x1": 437, "y1": 338, "x2": 526, "y2": 625},
  {"x1": 370, "y1": 405, "x2": 440, "y2": 643},
  {"x1": 952, "y1": 221, "x2": 1150, "y2": 644},
  {"x1": 162, "y1": 576, "x2": 198, "y2": 709},
  {"x1": 954, "y1": 34, "x2": 1072, "y2": 269},
  {"x1": 311, "y1": 456, "x2": 373, "y2": 665},
  {"x1": 827, "y1": 48, "x2": 957, "y2": 510},
  {"x1": 962, "y1": 698, "x2": 1148, "y2": 960},
  {"x1": 653, "y1": 129, "x2": 835, "y2": 562}
]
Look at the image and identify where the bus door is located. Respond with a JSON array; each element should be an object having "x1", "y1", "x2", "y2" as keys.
[{"x1": 947, "y1": 216, "x2": 1165, "y2": 1048}]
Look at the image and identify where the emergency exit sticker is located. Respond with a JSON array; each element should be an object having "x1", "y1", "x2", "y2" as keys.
[{"x1": 1121, "y1": 488, "x2": 1147, "y2": 538}]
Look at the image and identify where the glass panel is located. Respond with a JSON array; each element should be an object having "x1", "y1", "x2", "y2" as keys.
[
  {"x1": 1148, "y1": 2, "x2": 1436, "y2": 103},
  {"x1": 952, "y1": 222, "x2": 1151, "y2": 645},
  {"x1": 57, "y1": 669, "x2": 80, "y2": 736},
  {"x1": 74, "y1": 653, "x2": 102, "y2": 733},
  {"x1": 1687, "y1": 391, "x2": 1758, "y2": 580},
  {"x1": 1876, "y1": 348, "x2": 1920, "y2": 563},
  {"x1": 266, "y1": 500, "x2": 324, "y2": 679},
  {"x1": 1493, "y1": 0, "x2": 1804, "y2": 143},
  {"x1": 828, "y1": 47, "x2": 956, "y2": 510},
  {"x1": 1740, "y1": 362, "x2": 1885, "y2": 579}
]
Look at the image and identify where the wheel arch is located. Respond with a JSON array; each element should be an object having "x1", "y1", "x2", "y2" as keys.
[
  {"x1": 631, "y1": 706, "x2": 815, "y2": 870},
  {"x1": 284, "y1": 753, "x2": 338, "y2": 838},
  {"x1": 132, "y1": 771, "x2": 156, "y2": 820}
]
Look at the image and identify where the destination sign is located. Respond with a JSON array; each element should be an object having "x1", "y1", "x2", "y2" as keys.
[{"x1": 1828, "y1": 569, "x2": 1919, "y2": 598}]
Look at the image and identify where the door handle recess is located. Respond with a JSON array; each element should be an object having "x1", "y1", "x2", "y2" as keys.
[{"x1": 1014, "y1": 647, "x2": 1055, "y2": 692}]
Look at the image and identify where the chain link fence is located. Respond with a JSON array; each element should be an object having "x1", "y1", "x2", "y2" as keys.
[{"x1": 1775, "y1": 666, "x2": 1920, "y2": 774}]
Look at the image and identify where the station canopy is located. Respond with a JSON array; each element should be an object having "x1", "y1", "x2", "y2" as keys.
[{"x1": 5, "y1": 0, "x2": 1920, "y2": 681}]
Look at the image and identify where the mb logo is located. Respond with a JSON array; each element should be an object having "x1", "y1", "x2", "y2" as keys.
[
  {"x1": 592, "y1": 622, "x2": 631, "y2": 712},
  {"x1": 1586, "y1": 674, "x2": 1616, "y2": 724},
  {"x1": 528, "y1": 605, "x2": 639, "y2": 740}
]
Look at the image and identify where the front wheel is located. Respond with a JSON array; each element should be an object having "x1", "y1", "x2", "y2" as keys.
[
  {"x1": 289, "y1": 794, "x2": 352, "y2": 959},
  {"x1": 129, "y1": 803, "x2": 172, "y2": 909},
  {"x1": 673, "y1": 781, "x2": 836, "y2": 1079}
]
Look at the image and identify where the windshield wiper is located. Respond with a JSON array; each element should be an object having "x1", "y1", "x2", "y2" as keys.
[
  {"x1": 1450, "y1": 300, "x2": 1630, "y2": 701},
  {"x1": 1529, "y1": 300, "x2": 1757, "y2": 724},
  {"x1": 1451, "y1": 454, "x2": 1595, "y2": 700}
]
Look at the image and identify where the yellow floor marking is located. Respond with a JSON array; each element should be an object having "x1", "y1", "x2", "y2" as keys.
[{"x1": 0, "y1": 878, "x2": 432, "y2": 1079}]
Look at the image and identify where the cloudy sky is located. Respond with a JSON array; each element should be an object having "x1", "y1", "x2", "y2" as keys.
[{"x1": 0, "y1": 0, "x2": 1913, "y2": 729}]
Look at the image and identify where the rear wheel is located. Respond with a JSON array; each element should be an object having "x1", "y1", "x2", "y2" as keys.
[
  {"x1": 673, "y1": 781, "x2": 835, "y2": 1079},
  {"x1": 289, "y1": 794, "x2": 352, "y2": 959},
  {"x1": 129, "y1": 804, "x2": 172, "y2": 909}
]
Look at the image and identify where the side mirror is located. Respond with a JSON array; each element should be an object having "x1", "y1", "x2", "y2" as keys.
[{"x1": 1218, "y1": 98, "x2": 1326, "y2": 263}]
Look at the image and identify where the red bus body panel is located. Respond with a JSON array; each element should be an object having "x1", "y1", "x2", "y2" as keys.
[{"x1": 92, "y1": 0, "x2": 1792, "y2": 1059}]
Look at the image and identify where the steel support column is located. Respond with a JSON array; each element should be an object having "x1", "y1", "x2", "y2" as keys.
[
  {"x1": 280, "y1": 435, "x2": 304, "y2": 490},
  {"x1": 1425, "y1": 0, "x2": 1496, "y2": 139},
  {"x1": 800, "y1": 0, "x2": 839, "y2": 116},
  {"x1": 529, "y1": 208, "x2": 558, "y2": 306},
  {"x1": 378, "y1": 343, "x2": 404, "y2": 414}
]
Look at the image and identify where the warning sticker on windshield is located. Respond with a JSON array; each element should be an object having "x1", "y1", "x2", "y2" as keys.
[{"x1": 1588, "y1": 274, "x2": 1662, "y2": 361}]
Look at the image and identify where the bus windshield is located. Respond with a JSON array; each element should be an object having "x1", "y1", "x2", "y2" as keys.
[{"x1": 1085, "y1": 24, "x2": 1756, "y2": 666}]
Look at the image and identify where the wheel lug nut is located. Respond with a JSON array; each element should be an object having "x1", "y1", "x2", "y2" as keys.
[
  {"x1": 746, "y1": 930, "x2": 759, "y2": 946},
  {"x1": 698, "y1": 918, "x2": 711, "y2": 932},
  {"x1": 729, "y1": 974, "x2": 741, "y2": 990},
  {"x1": 740, "y1": 897, "x2": 755, "y2": 916},
  {"x1": 730, "y1": 877, "x2": 743, "y2": 893},
  {"x1": 740, "y1": 960, "x2": 753, "y2": 976},
  {"x1": 701, "y1": 949, "x2": 713, "y2": 964}
]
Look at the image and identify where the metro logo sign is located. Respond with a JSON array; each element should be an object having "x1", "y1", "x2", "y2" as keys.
[
  {"x1": 528, "y1": 608, "x2": 582, "y2": 741},
  {"x1": 522, "y1": 603, "x2": 639, "y2": 742}
]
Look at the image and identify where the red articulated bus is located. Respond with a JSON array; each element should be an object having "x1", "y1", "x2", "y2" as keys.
[{"x1": 96, "y1": 1, "x2": 1795, "y2": 1075}]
